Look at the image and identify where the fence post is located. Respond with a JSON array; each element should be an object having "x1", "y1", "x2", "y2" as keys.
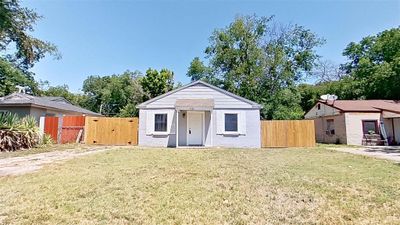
[
  {"x1": 57, "y1": 114, "x2": 63, "y2": 144},
  {"x1": 39, "y1": 116, "x2": 45, "y2": 141}
]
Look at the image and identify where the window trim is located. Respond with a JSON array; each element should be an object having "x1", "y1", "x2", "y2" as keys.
[
  {"x1": 362, "y1": 120, "x2": 379, "y2": 135},
  {"x1": 154, "y1": 113, "x2": 168, "y2": 133},
  {"x1": 224, "y1": 113, "x2": 239, "y2": 133}
]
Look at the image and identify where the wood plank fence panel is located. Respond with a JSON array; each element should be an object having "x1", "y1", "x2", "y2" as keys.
[
  {"x1": 61, "y1": 116, "x2": 86, "y2": 144},
  {"x1": 261, "y1": 120, "x2": 315, "y2": 148},
  {"x1": 44, "y1": 117, "x2": 58, "y2": 142},
  {"x1": 84, "y1": 117, "x2": 138, "y2": 145}
]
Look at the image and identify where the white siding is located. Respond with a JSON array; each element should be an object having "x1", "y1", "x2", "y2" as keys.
[
  {"x1": 145, "y1": 83, "x2": 252, "y2": 109},
  {"x1": 212, "y1": 109, "x2": 260, "y2": 148},
  {"x1": 138, "y1": 108, "x2": 261, "y2": 148},
  {"x1": 138, "y1": 82, "x2": 261, "y2": 148},
  {"x1": 305, "y1": 103, "x2": 341, "y2": 119},
  {"x1": 139, "y1": 109, "x2": 177, "y2": 147}
]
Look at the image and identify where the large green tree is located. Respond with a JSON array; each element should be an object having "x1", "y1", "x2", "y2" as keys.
[
  {"x1": 0, "y1": 58, "x2": 38, "y2": 95},
  {"x1": 342, "y1": 27, "x2": 400, "y2": 99},
  {"x1": 188, "y1": 15, "x2": 324, "y2": 119},
  {"x1": 0, "y1": 0, "x2": 59, "y2": 70},
  {"x1": 141, "y1": 68, "x2": 174, "y2": 100},
  {"x1": 40, "y1": 84, "x2": 87, "y2": 106},
  {"x1": 0, "y1": 0, "x2": 59, "y2": 96},
  {"x1": 82, "y1": 71, "x2": 147, "y2": 116},
  {"x1": 187, "y1": 57, "x2": 214, "y2": 83}
]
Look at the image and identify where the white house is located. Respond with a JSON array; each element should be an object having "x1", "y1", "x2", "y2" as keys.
[{"x1": 137, "y1": 80, "x2": 262, "y2": 148}]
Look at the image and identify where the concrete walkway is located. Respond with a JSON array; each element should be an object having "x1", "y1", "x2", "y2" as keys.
[
  {"x1": 328, "y1": 146, "x2": 400, "y2": 163},
  {"x1": 0, "y1": 146, "x2": 115, "y2": 176}
]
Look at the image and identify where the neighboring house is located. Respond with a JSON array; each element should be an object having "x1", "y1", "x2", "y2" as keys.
[
  {"x1": 305, "y1": 100, "x2": 400, "y2": 145},
  {"x1": 0, "y1": 93, "x2": 101, "y2": 122},
  {"x1": 137, "y1": 80, "x2": 262, "y2": 148}
]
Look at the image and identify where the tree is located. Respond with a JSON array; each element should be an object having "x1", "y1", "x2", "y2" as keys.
[
  {"x1": 0, "y1": 0, "x2": 59, "y2": 96},
  {"x1": 0, "y1": 58, "x2": 38, "y2": 96},
  {"x1": 188, "y1": 15, "x2": 324, "y2": 119},
  {"x1": 0, "y1": 0, "x2": 59, "y2": 70},
  {"x1": 187, "y1": 57, "x2": 213, "y2": 82},
  {"x1": 311, "y1": 59, "x2": 345, "y2": 83},
  {"x1": 141, "y1": 68, "x2": 174, "y2": 100},
  {"x1": 82, "y1": 71, "x2": 147, "y2": 116},
  {"x1": 342, "y1": 28, "x2": 400, "y2": 99},
  {"x1": 41, "y1": 84, "x2": 83, "y2": 105}
]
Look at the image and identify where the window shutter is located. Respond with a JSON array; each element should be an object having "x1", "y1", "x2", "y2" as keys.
[
  {"x1": 216, "y1": 111, "x2": 224, "y2": 134},
  {"x1": 146, "y1": 111, "x2": 154, "y2": 135},
  {"x1": 238, "y1": 111, "x2": 246, "y2": 135},
  {"x1": 167, "y1": 111, "x2": 175, "y2": 134}
]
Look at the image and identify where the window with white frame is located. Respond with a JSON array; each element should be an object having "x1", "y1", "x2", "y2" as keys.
[
  {"x1": 154, "y1": 113, "x2": 167, "y2": 132},
  {"x1": 224, "y1": 113, "x2": 238, "y2": 132}
]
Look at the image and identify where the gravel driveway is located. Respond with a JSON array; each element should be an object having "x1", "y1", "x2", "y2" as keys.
[
  {"x1": 329, "y1": 146, "x2": 400, "y2": 163},
  {"x1": 0, "y1": 146, "x2": 115, "y2": 176}
]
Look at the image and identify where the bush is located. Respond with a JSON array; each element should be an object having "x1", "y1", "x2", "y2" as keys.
[
  {"x1": 40, "y1": 134, "x2": 54, "y2": 146},
  {"x1": 0, "y1": 112, "x2": 40, "y2": 151}
]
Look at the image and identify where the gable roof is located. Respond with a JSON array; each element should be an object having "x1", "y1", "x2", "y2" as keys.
[
  {"x1": 318, "y1": 100, "x2": 400, "y2": 113},
  {"x1": 0, "y1": 93, "x2": 101, "y2": 116},
  {"x1": 137, "y1": 80, "x2": 262, "y2": 109}
]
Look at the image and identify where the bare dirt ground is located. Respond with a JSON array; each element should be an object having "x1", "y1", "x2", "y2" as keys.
[
  {"x1": 0, "y1": 146, "x2": 116, "y2": 176},
  {"x1": 328, "y1": 146, "x2": 400, "y2": 163}
]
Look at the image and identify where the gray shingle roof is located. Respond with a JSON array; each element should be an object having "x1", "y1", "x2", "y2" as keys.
[{"x1": 0, "y1": 93, "x2": 101, "y2": 116}]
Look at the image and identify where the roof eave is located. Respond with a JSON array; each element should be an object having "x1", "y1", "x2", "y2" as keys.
[{"x1": 137, "y1": 80, "x2": 262, "y2": 109}]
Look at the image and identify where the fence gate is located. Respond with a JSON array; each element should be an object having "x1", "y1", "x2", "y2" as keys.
[
  {"x1": 261, "y1": 120, "x2": 316, "y2": 147},
  {"x1": 84, "y1": 117, "x2": 138, "y2": 145},
  {"x1": 61, "y1": 116, "x2": 86, "y2": 144}
]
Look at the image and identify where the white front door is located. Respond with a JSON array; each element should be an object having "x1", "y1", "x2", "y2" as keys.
[{"x1": 187, "y1": 112, "x2": 203, "y2": 146}]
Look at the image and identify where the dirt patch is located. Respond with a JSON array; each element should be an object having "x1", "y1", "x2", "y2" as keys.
[{"x1": 0, "y1": 146, "x2": 116, "y2": 176}]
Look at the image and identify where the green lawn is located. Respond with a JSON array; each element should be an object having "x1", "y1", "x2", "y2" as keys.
[{"x1": 0, "y1": 147, "x2": 399, "y2": 224}]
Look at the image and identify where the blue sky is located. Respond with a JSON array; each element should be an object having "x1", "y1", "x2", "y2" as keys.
[{"x1": 24, "y1": 0, "x2": 400, "y2": 93}]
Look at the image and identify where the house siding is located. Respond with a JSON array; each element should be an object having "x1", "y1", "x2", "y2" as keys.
[
  {"x1": 138, "y1": 109, "x2": 177, "y2": 147},
  {"x1": 138, "y1": 82, "x2": 261, "y2": 148},
  {"x1": 304, "y1": 102, "x2": 341, "y2": 119},
  {"x1": 344, "y1": 112, "x2": 382, "y2": 145},
  {"x1": 312, "y1": 114, "x2": 347, "y2": 144},
  {"x1": 212, "y1": 109, "x2": 261, "y2": 148},
  {"x1": 0, "y1": 106, "x2": 31, "y2": 118},
  {"x1": 145, "y1": 83, "x2": 253, "y2": 109},
  {"x1": 138, "y1": 108, "x2": 261, "y2": 148}
]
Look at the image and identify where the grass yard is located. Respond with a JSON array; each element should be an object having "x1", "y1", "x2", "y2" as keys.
[
  {"x1": 0, "y1": 147, "x2": 399, "y2": 224},
  {"x1": 0, "y1": 144, "x2": 98, "y2": 159}
]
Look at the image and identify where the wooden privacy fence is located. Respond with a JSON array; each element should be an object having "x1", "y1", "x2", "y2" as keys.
[
  {"x1": 42, "y1": 116, "x2": 86, "y2": 144},
  {"x1": 60, "y1": 116, "x2": 85, "y2": 144},
  {"x1": 44, "y1": 117, "x2": 59, "y2": 142},
  {"x1": 84, "y1": 117, "x2": 138, "y2": 145},
  {"x1": 261, "y1": 120, "x2": 316, "y2": 147}
]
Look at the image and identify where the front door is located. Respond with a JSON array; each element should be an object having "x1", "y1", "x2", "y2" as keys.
[{"x1": 187, "y1": 112, "x2": 203, "y2": 146}]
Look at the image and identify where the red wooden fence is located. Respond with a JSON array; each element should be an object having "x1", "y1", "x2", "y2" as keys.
[
  {"x1": 43, "y1": 116, "x2": 86, "y2": 144},
  {"x1": 61, "y1": 116, "x2": 86, "y2": 144},
  {"x1": 44, "y1": 117, "x2": 59, "y2": 142}
]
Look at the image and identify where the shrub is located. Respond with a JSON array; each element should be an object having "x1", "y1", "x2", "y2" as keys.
[
  {"x1": 41, "y1": 134, "x2": 54, "y2": 146},
  {"x1": 0, "y1": 113, "x2": 40, "y2": 151}
]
